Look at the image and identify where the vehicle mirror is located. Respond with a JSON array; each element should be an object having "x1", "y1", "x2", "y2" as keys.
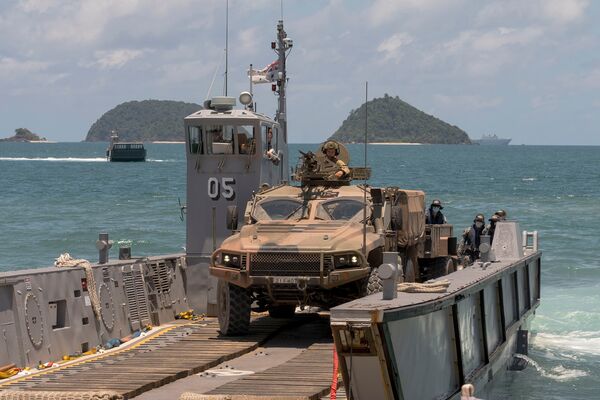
[{"x1": 226, "y1": 206, "x2": 238, "y2": 231}]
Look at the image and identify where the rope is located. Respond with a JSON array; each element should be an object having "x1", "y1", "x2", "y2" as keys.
[
  {"x1": 330, "y1": 344, "x2": 339, "y2": 400},
  {"x1": 397, "y1": 279, "x2": 451, "y2": 293},
  {"x1": 0, "y1": 391, "x2": 122, "y2": 400},
  {"x1": 54, "y1": 253, "x2": 102, "y2": 320}
]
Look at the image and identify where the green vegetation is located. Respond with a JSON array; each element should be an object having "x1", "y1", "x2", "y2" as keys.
[
  {"x1": 330, "y1": 94, "x2": 471, "y2": 144},
  {"x1": 0, "y1": 128, "x2": 46, "y2": 142},
  {"x1": 86, "y1": 100, "x2": 201, "y2": 142}
]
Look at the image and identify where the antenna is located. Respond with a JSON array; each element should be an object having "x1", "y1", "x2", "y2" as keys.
[
  {"x1": 281, "y1": 0, "x2": 284, "y2": 20},
  {"x1": 225, "y1": 0, "x2": 229, "y2": 96},
  {"x1": 362, "y1": 82, "x2": 368, "y2": 256}
]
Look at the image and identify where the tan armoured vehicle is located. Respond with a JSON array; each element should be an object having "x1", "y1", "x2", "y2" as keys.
[{"x1": 210, "y1": 142, "x2": 457, "y2": 335}]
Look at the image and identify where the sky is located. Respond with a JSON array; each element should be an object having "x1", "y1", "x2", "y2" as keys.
[{"x1": 1, "y1": 0, "x2": 599, "y2": 145}]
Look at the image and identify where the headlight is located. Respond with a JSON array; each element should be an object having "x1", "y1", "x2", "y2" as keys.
[
  {"x1": 334, "y1": 254, "x2": 361, "y2": 268},
  {"x1": 222, "y1": 252, "x2": 241, "y2": 268}
]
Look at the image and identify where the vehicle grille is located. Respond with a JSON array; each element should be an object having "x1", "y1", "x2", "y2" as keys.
[{"x1": 249, "y1": 252, "x2": 322, "y2": 277}]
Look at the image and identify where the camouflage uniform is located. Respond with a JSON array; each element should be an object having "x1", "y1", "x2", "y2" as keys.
[{"x1": 319, "y1": 157, "x2": 350, "y2": 178}]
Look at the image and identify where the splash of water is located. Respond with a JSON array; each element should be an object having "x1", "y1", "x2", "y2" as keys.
[{"x1": 514, "y1": 354, "x2": 588, "y2": 382}]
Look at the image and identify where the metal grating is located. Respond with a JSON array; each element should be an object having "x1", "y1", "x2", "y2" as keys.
[
  {"x1": 149, "y1": 262, "x2": 172, "y2": 293},
  {"x1": 250, "y1": 252, "x2": 321, "y2": 277},
  {"x1": 122, "y1": 266, "x2": 151, "y2": 329},
  {"x1": 241, "y1": 254, "x2": 248, "y2": 269}
]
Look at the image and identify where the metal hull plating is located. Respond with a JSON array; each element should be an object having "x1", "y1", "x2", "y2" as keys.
[
  {"x1": 0, "y1": 254, "x2": 189, "y2": 368},
  {"x1": 331, "y1": 223, "x2": 541, "y2": 400}
]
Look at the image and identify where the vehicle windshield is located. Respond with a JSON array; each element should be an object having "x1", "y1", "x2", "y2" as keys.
[
  {"x1": 253, "y1": 199, "x2": 308, "y2": 221},
  {"x1": 316, "y1": 199, "x2": 366, "y2": 221}
]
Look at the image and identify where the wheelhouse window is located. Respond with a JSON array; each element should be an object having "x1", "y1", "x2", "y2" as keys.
[
  {"x1": 206, "y1": 125, "x2": 234, "y2": 154},
  {"x1": 316, "y1": 199, "x2": 366, "y2": 221},
  {"x1": 237, "y1": 125, "x2": 255, "y2": 154},
  {"x1": 262, "y1": 125, "x2": 274, "y2": 152},
  {"x1": 253, "y1": 199, "x2": 308, "y2": 221},
  {"x1": 188, "y1": 126, "x2": 203, "y2": 154}
]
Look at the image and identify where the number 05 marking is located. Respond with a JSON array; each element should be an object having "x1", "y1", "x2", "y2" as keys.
[{"x1": 207, "y1": 177, "x2": 236, "y2": 200}]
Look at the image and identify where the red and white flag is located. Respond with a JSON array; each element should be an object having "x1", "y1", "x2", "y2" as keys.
[{"x1": 248, "y1": 60, "x2": 280, "y2": 84}]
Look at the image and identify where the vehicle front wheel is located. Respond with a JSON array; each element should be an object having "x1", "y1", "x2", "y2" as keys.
[{"x1": 217, "y1": 280, "x2": 251, "y2": 336}]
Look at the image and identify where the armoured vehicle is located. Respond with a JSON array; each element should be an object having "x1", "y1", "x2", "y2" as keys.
[{"x1": 210, "y1": 141, "x2": 458, "y2": 335}]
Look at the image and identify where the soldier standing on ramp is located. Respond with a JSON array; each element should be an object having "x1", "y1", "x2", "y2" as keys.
[{"x1": 319, "y1": 141, "x2": 350, "y2": 180}]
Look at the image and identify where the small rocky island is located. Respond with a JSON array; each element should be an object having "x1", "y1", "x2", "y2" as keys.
[
  {"x1": 330, "y1": 94, "x2": 471, "y2": 144},
  {"x1": 0, "y1": 128, "x2": 47, "y2": 142}
]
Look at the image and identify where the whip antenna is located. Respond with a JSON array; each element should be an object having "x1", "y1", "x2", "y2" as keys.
[
  {"x1": 362, "y1": 82, "x2": 368, "y2": 256},
  {"x1": 224, "y1": 0, "x2": 229, "y2": 96}
]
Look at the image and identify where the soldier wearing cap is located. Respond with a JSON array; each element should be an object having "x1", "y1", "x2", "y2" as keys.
[
  {"x1": 319, "y1": 141, "x2": 350, "y2": 179},
  {"x1": 458, "y1": 213, "x2": 486, "y2": 265},
  {"x1": 426, "y1": 199, "x2": 447, "y2": 224}
]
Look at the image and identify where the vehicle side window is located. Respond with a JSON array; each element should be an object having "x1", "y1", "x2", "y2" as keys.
[
  {"x1": 238, "y1": 125, "x2": 255, "y2": 154},
  {"x1": 188, "y1": 126, "x2": 203, "y2": 154},
  {"x1": 206, "y1": 125, "x2": 234, "y2": 154}
]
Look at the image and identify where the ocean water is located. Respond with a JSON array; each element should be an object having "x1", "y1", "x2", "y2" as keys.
[{"x1": 0, "y1": 142, "x2": 598, "y2": 399}]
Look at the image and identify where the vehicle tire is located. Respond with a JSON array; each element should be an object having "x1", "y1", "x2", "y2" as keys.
[
  {"x1": 217, "y1": 280, "x2": 250, "y2": 336},
  {"x1": 404, "y1": 259, "x2": 416, "y2": 282},
  {"x1": 444, "y1": 257, "x2": 456, "y2": 275},
  {"x1": 268, "y1": 305, "x2": 296, "y2": 319},
  {"x1": 366, "y1": 267, "x2": 383, "y2": 295}
]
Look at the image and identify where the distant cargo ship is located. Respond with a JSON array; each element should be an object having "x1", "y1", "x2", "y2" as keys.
[{"x1": 472, "y1": 133, "x2": 511, "y2": 145}]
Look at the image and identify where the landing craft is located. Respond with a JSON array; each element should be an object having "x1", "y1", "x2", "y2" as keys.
[{"x1": 0, "y1": 18, "x2": 541, "y2": 400}]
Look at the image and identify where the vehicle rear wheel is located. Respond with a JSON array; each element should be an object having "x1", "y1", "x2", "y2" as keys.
[
  {"x1": 268, "y1": 305, "x2": 296, "y2": 319},
  {"x1": 366, "y1": 267, "x2": 383, "y2": 295},
  {"x1": 217, "y1": 280, "x2": 250, "y2": 336}
]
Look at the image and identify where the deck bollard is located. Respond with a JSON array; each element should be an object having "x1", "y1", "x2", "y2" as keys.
[
  {"x1": 379, "y1": 252, "x2": 399, "y2": 300},
  {"x1": 96, "y1": 233, "x2": 113, "y2": 264}
]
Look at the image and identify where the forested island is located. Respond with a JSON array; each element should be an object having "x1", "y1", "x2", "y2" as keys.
[
  {"x1": 85, "y1": 100, "x2": 201, "y2": 142},
  {"x1": 330, "y1": 94, "x2": 471, "y2": 144},
  {"x1": 0, "y1": 128, "x2": 47, "y2": 142}
]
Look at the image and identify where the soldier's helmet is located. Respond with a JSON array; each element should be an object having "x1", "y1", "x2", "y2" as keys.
[
  {"x1": 431, "y1": 199, "x2": 443, "y2": 209},
  {"x1": 322, "y1": 141, "x2": 340, "y2": 155},
  {"x1": 495, "y1": 209, "x2": 507, "y2": 218},
  {"x1": 474, "y1": 214, "x2": 485, "y2": 223},
  {"x1": 489, "y1": 215, "x2": 499, "y2": 223}
]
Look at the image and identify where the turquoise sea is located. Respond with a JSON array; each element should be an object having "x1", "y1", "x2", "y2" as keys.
[{"x1": 0, "y1": 142, "x2": 598, "y2": 399}]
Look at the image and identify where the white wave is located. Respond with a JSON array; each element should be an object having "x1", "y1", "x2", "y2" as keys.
[
  {"x1": 0, "y1": 157, "x2": 106, "y2": 162},
  {"x1": 515, "y1": 354, "x2": 588, "y2": 382},
  {"x1": 533, "y1": 331, "x2": 600, "y2": 356},
  {"x1": 522, "y1": 177, "x2": 537, "y2": 181}
]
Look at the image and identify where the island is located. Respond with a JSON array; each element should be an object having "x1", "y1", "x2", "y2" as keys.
[
  {"x1": 85, "y1": 100, "x2": 202, "y2": 142},
  {"x1": 329, "y1": 94, "x2": 471, "y2": 144},
  {"x1": 0, "y1": 128, "x2": 47, "y2": 142}
]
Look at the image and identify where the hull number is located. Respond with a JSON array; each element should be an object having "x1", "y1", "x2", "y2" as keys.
[{"x1": 208, "y1": 177, "x2": 236, "y2": 200}]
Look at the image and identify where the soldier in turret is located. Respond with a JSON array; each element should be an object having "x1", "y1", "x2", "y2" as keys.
[
  {"x1": 319, "y1": 141, "x2": 350, "y2": 179},
  {"x1": 484, "y1": 214, "x2": 499, "y2": 244}
]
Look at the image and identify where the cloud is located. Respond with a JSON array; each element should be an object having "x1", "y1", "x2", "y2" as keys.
[
  {"x1": 0, "y1": 57, "x2": 49, "y2": 76},
  {"x1": 472, "y1": 27, "x2": 543, "y2": 51},
  {"x1": 531, "y1": 94, "x2": 558, "y2": 109},
  {"x1": 540, "y1": 0, "x2": 588, "y2": 25},
  {"x1": 377, "y1": 33, "x2": 413, "y2": 63},
  {"x1": 92, "y1": 49, "x2": 146, "y2": 69},
  {"x1": 368, "y1": 0, "x2": 449, "y2": 26},
  {"x1": 477, "y1": 0, "x2": 589, "y2": 26},
  {"x1": 433, "y1": 94, "x2": 503, "y2": 110}
]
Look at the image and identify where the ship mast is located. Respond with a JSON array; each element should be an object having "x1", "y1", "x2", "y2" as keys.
[{"x1": 275, "y1": 20, "x2": 289, "y2": 142}]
